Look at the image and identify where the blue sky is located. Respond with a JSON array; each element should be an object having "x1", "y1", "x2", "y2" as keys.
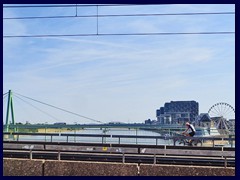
[{"x1": 3, "y1": 4, "x2": 235, "y2": 124}]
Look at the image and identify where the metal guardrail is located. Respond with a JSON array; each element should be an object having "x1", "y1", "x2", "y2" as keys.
[
  {"x1": 3, "y1": 149, "x2": 235, "y2": 167},
  {"x1": 3, "y1": 140, "x2": 235, "y2": 151},
  {"x1": 3, "y1": 132, "x2": 235, "y2": 147},
  {"x1": 3, "y1": 140, "x2": 235, "y2": 167}
]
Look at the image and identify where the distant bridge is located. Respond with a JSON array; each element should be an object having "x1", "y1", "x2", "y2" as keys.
[
  {"x1": 3, "y1": 123, "x2": 187, "y2": 131},
  {"x1": 3, "y1": 90, "x2": 111, "y2": 132}
]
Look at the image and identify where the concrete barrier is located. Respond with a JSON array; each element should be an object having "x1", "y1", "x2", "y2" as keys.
[
  {"x1": 3, "y1": 158, "x2": 235, "y2": 176},
  {"x1": 3, "y1": 158, "x2": 44, "y2": 176},
  {"x1": 139, "y1": 164, "x2": 235, "y2": 176},
  {"x1": 44, "y1": 160, "x2": 138, "y2": 176}
]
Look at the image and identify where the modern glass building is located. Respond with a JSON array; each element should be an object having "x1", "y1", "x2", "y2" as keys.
[{"x1": 156, "y1": 101, "x2": 199, "y2": 124}]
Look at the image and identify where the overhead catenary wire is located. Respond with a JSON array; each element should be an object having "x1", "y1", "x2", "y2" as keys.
[
  {"x1": 3, "y1": 4, "x2": 174, "y2": 8},
  {"x1": 3, "y1": 5, "x2": 234, "y2": 38},
  {"x1": 3, "y1": 12, "x2": 235, "y2": 20},
  {"x1": 3, "y1": 31, "x2": 235, "y2": 38}
]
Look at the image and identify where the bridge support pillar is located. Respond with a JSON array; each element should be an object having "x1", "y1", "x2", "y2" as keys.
[{"x1": 5, "y1": 90, "x2": 15, "y2": 132}]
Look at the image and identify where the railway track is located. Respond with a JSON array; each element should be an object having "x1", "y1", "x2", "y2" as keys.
[
  {"x1": 3, "y1": 149, "x2": 235, "y2": 167},
  {"x1": 4, "y1": 140, "x2": 235, "y2": 167}
]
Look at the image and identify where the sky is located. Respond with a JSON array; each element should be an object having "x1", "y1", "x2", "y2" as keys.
[{"x1": 3, "y1": 4, "x2": 235, "y2": 124}]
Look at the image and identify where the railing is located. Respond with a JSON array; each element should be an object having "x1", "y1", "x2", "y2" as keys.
[
  {"x1": 3, "y1": 132, "x2": 235, "y2": 147},
  {"x1": 3, "y1": 139, "x2": 235, "y2": 167}
]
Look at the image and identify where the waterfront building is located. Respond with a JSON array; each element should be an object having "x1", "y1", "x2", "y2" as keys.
[
  {"x1": 156, "y1": 101, "x2": 199, "y2": 124},
  {"x1": 195, "y1": 113, "x2": 212, "y2": 128}
]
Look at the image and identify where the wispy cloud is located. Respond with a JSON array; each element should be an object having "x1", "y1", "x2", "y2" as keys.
[{"x1": 3, "y1": 4, "x2": 235, "y2": 124}]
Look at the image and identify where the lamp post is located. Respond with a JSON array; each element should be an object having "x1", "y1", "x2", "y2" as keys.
[
  {"x1": 74, "y1": 122, "x2": 77, "y2": 142},
  {"x1": 45, "y1": 122, "x2": 48, "y2": 142}
]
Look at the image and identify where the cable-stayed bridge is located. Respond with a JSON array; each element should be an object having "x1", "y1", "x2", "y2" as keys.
[{"x1": 3, "y1": 90, "x2": 186, "y2": 133}]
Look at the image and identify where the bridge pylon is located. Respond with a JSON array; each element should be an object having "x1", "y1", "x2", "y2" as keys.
[{"x1": 4, "y1": 90, "x2": 15, "y2": 132}]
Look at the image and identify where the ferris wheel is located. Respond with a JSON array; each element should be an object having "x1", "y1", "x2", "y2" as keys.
[{"x1": 208, "y1": 102, "x2": 235, "y2": 132}]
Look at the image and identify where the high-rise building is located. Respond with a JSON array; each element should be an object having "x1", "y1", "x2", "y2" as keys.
[{"x1": 156, "y1": 101, "x2": 199, "y2": 124}]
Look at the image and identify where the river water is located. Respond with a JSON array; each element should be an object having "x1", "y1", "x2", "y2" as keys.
[
  {"x1": 7, "y1": 128, "x2": 173, "y2": 145},
  {"x1": 5, "y1": 128, "x2": 234, "y2": 147}
]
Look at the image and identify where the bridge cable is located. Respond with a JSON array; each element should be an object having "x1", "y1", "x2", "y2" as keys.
[
  {"x1": 3, "y1": 92, "x2": 8, "y2": 96},
  {"x1": 14, "y1": 92, "x2": 103, "y2": 124},
  {"x1": 3, "y1": 94, "x2": 8, "y2": 100},
  {"x1": 13, "y1": 94, "x2": 62, "y2": 122}
]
